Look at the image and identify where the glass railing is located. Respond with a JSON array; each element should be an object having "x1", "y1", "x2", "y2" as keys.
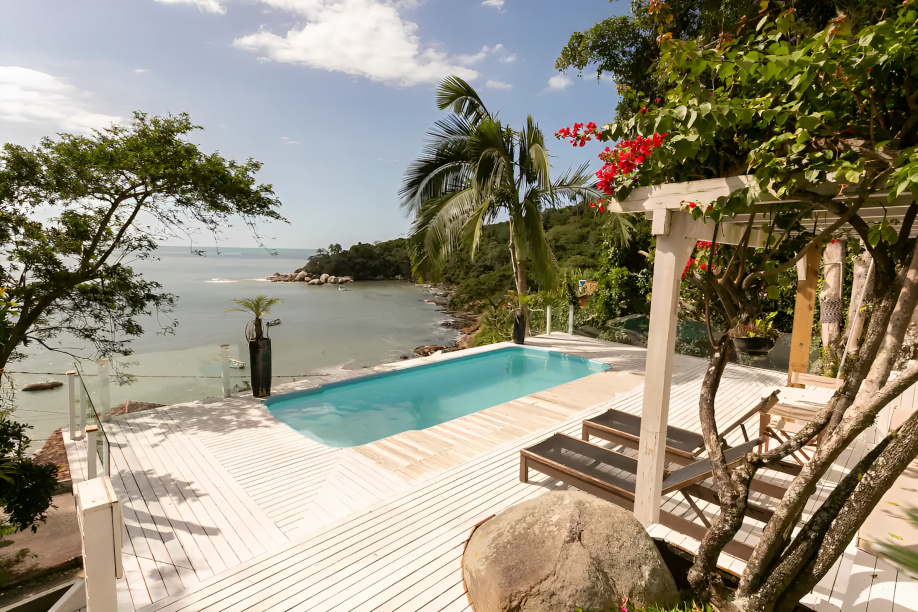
[{"x1": 74, "y1": 365, "x2": 111, "y2": 477}]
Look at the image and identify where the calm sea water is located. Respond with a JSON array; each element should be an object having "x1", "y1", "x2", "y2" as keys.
[
  {"x1": 14, "y1": 246, "x2": 458, "y2": 448},
  {"x1": 265, "y1": 347, "x2": 609, "y2": 447}
]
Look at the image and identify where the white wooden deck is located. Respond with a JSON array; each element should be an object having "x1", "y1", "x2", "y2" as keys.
[{"x1": 62, "y1": 335, "x2": 918, "y2": 611}]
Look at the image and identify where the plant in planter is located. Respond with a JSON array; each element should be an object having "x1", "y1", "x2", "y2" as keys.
[
  {"x1": 729, "y1": 313, "x2": 779, "y2": 357},
  {"x1": 227, "y1": 296, "x2": 281, "y2": 398}
]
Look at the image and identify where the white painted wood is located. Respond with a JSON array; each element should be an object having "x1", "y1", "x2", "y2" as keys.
[
  {"x1": 220, "y1": 345, "x2": 231, "y2": 398},
  {"x1": 46, "y1": 579, "x2": 85, "y2": 612},
  {"x1": 545, "y1": 305, "x2": 551, "y2": 334},
  {"x1": 568, "y1": 304, "x2": 574, "y2": 334},
  {"x1": 76, "y1": 477, "x2": 122, "y2": 612},
  {"x1": 635, "y1": 211, "x2": 697, "y2": 527}
]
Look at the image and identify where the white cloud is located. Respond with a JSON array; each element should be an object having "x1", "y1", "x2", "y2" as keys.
[
  {"x1": 485, "y1": 80, "x2": 512, "y2": 90},
  {"x1": 134, "y1": 68, "x2": 150, "y2": 74},
  {"x1": 546, "y1": 74, "x2": 573, "y2": 91},
  {"x1": 154, "y1": 0, "x2": 226, "y2": 14},
  {"x1": 0, "y1": 67, "x2": 120, "y2": 132},
  {"x1": 232, "y1": 0, "x2": 480, "y2": 87},
  {"x1": 482, "y1": 0, "x2": 505, "y2": 9},
  {"x1": 501, "y1": 53, "x2": 517, "y2": 64}
]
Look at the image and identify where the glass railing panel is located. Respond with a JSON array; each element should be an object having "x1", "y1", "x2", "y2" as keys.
[{"x1": 74, "y1": 365, "x2": 111, "y2": 477}]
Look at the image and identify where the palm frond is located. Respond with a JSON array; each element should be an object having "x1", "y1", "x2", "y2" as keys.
[
  {"x1": 408, "y1": 188, "x2": 479, "y2": 273},
  {"x1": 519, "y1": 196, "x2": 558, "y2": 288},
  {"x1": 227, "y1": 295, "x2": 281, "y2": 319},
  {"x1": 436, "y1": 76, "x2": 490, "y2": 124}
]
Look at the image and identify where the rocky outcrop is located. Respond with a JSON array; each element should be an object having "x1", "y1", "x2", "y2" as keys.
[
  {"x1": 267, "y1": 271, "x2": 354, "y2": 285},
  {"x1": 462, "y1": 491, "x2": 678, "y2": 612}
]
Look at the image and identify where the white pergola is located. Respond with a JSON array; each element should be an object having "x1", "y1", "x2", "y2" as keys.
[{"x1": 602, "y1": 175, "x2": 914, "y2": 526}]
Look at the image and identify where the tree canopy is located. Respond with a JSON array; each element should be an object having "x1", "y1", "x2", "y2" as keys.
[
  {"x1": 0, "y1": 112, "x2": 284, "y2": 370},
  {"x1": 556, "y1": 2, "x2": 918, "y2": 610}
]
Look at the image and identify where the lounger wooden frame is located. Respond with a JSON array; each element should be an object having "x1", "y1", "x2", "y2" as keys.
[
  {"x1": 520, "y1": 433, "x2": 790, "y2": 561},
  {"x1": 582, "y1": 393, "x2": 799, "y2": 477}
]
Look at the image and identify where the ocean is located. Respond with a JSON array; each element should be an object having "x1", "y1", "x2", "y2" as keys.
[{"x1": 12, "y1": 246, "x2": 458, "y2": 449}]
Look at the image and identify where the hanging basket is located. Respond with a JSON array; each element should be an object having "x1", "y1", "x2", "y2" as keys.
[{"x1": 732, "y1": 336, "x2": 776, "y2": 356}]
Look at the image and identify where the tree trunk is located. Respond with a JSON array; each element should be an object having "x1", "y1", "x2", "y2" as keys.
[
  {"x1": 845, "y1": 247, "x2": 874, "y2": 363},
  {"x1": 820, "y1": 240, "x2": 845, "y2": 375}
]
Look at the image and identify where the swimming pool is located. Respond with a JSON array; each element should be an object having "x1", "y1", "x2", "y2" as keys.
[{"x1": 264, "y1": 346, "x2": 609, "y2": 447}]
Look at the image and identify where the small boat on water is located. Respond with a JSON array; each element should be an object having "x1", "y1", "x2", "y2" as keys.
[
  {"x1": 266, "y1": 318, "x2": 282, "y2": 327},
  {"x1": 229, "y1": 358, "x2": 246, "y2": 370}
]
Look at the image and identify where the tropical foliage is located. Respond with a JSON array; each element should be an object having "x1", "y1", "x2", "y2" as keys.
[
  {"x1": 399, "y1": 77, "x2": 600, "y2": 317},
  {"x1": 228, "y1": 296, "x2": 282, "y2": 342},
  {"x1": 556, "y1": 2, "x2": 918, "y2": 611}
]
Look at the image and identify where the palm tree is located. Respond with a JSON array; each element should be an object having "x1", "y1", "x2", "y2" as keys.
[
  {"x1": 227, "y1": 296, "x2": 281, "y2": 342},
  {"x1": 399, "y1": 77, "x2": 600, "y2": 319}
]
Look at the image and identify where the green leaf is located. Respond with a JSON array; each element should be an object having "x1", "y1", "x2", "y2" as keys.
[
  {"x1": 882, "y1": 223, "x2": 899, "y2": 245},
  {"x1": 889, "y1": 533, "x2": 904, "y2": 541},
  {"x1": 868, "y1": 225, "x2": 882, "y2": 248},
  {"x1": 674, "y1": 105, "x2": 688, "y2": 121}
]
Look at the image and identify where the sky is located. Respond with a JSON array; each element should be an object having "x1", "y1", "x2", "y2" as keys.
[{"x1": 0, "y1": 0, "x2": 626, "y2": 249}]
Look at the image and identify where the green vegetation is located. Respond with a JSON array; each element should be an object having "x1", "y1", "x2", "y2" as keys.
[
  {"x1": 399, "y1": 77, "x2": 598, "y2": 324},
  {"x1": 0, "y1": 111, "x2": 283, "y2": 532},
  {"x1": 0, "y1": 414, "x2": 58, "y2": 533},
  {"x1": 302, "y1": 240, "x2": 412, "y2": 280},
  {"x1": 555, "y1": 1, "x2": 918, "y2": 609},
  {"x1": 227, "y1": 296, "x2": 282, "y2": 342}
]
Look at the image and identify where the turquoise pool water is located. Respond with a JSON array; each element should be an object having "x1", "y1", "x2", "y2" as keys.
[{"x1": 264, "y1": 346, "x2": 609, "y2": 447}]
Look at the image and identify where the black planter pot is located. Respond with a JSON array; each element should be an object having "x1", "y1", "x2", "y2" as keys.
[
  {"x1": 732, "y1": 336, "x2": 775, "y2": 356},
  {"x1": 512, "y1": 313, "x2": 525, "y2": 345},
  {"x1": 249, "y1": 337, "x2": 273, "y2": 398}
]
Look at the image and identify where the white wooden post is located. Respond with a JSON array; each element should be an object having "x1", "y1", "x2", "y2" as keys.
[
  {"x1": 634, "y1": 211, "x2": 698, "y2": 527},
  {"x1": 85, "y1": 425, "x2": 98, "y2": 480},
  {"x1": 221, "y1": 344, "x2": 232, "y2": 398},
  {"x1": 97, "y1": 358, "x2": 110, "y2": 422},
  {"x1": 67, "y1": 370, "x2": 77, "y2": 441},
  {"x1": 76, "y1": 476, "x2": 123, "y2": 612},
  {"x1": 568, "y1": 304, "x2": 574, "y2": 335},
  {"x1": 79, "y1": 381, "x2": 87, "y2": 439},
  {"x1": 546, "y1": 306, "x2": 552, "y2": 334}
]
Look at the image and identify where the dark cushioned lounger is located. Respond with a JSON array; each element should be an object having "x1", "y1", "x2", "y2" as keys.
[{"x1": 520, "y1": 433, "x2": 788, "y2": 561}]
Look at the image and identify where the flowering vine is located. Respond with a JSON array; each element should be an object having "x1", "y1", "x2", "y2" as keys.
[{"x1": 555, "y1": 123, "x2": 668, "y2": 208}]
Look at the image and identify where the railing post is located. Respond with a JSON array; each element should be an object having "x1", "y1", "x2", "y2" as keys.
[
  {"x1": 221, "y1": 344, "x2": 232, "y2": 399},
  {"x1": 67, "y1": 370, "x2": 77, "y2": 441},
  {"x1": 79, "y1": 380, "x2": 87, "y2": 439},
  {"x1": 86, "y1": 425, "x2": 98, "y2": 480},
  {"x1": 568, "y1": 304, "x2": 574, "y2": 335},
  {"x1": 97, "y1": 358, "x2": 110, "y2": 422},
  {"x1": 76, "y1": 476, "x2": 123, "y2": 612},
  {"x1": 546, "y1": 306, "x2": 552, "y2": 334}
]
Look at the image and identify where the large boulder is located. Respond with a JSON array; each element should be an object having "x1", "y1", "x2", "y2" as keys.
[
  {"x1": 339, "y1": 276, "x2": 354, "y2": 283},
  {"x1": 319, "y1": 273, "x2": 330, "y2": 283},
  {"x1": 295, "y1": 271, "x2": 308, "y2": 282},
  {"x1": 308, "y1": 278, "x2": 322, "y2": 285},
  {"x1": 462, "y1": 491, "x2": 678, "y2": 612},
  {"x1": 328, "y1": 276, "x2": 338, "y2": 284}
]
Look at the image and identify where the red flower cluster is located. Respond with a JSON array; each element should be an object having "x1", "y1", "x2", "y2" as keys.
[
  {"x1": 682, "y1": 257, "x2": 695, "y2": 279},
  {"x1": 587, "y1": 201, "x2": 607, "y2": 212},
  {"x1": 696, "y1": 240, "x2": 712, "y2": 249},
  {"x1": 595, "y1": 132, "x2": 667, "y2": 193},
  {"x1": 555, "y1": 121, "x2": 600, "y2": 147}
]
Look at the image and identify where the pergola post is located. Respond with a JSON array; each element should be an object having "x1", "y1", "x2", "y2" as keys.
[
  {"x1": 634, "y1": 211, "x2": 697, "y2": 527},
  {"x1": 788, "y1": 246, "x2": 822, "y2": 387}
]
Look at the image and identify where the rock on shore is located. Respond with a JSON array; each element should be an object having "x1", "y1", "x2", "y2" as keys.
[{"x1": 268, "y1": 272, "x2": 353, "y2": 285}]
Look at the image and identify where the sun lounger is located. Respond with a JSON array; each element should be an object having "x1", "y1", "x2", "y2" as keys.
[
  {"x1": 581, "y1": 392, "x2": 799, "y2": 475},
  {"x1": 520, "y1": 433, "x2": 791, "y2": 560}
]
